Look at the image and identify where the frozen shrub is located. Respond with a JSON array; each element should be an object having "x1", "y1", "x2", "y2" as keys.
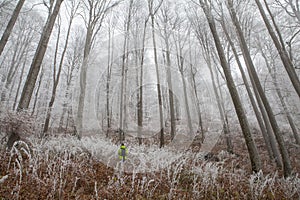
[{"x1": 0, "y1": 111, "x2": 34, "y2": 150}]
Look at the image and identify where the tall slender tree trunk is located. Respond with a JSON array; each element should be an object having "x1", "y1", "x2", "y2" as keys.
[
  {"x1": 0, "y1": 0, "x2": 25, "y2": 57},
  {"x1": 161, "y1": 22, "x2": 176, "y2": 141},
  {"x1": 165, "y1": 42, "x2": 176, "y2": 141},
  {"x1": 213, "y1": 57, "x2": 234, "y2": 154},
  {"x1": 118, "y1": 0, "x2": 133, "y2": 143},
  {"x1": 13, "y1": 55, "x2": 27, "y2": 110},
  {"x1": 208, "y1": 52, "x2": 233, "y2": 153},
  {"x1": 31, "y1": 65, "x2": 45, "y2": 116},
  {"x1": 106, "y1": 23, "x2": 114, "y2": 137},
  {"x1": 59, "y1": 76, "x2": 74, "y2": 131},
  {"x1": 150, "y1": 14, "x2": 164, "y2": 148},
  {"x1": 220, "y1": 20, "x2": 279, "y2": 163},
  {"x1": 137, "y1": 20, "x2": 148, "y2": 145},
  {"x1": 18, "y1": 0, "x2": 64, "y2": 111},
  {"x1": 190, "y1": 68, "x2": 204, "y2": 141},
  {"x1": 43, "y1": 10, "x2": 74, "y2": 136},
  {"x1": 180, "y1": 62, "x2": 193, "y2": 137},
  {"x1": 172, "y1": 31, "x2": 193, "y2": 139},
  {"x1": 200, "y1": 0, "x2": 261, "y2": 172},
  {"x1": 188, "y1": 38, "x2": 204, "y2": 140},
  {"x1": 76, "y1": 25, "x2": 92, "y2": 139},
  {"x1": 227, "y1": 0, "x2": 291, "y2": 177}
]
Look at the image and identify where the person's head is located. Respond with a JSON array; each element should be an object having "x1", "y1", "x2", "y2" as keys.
[{"x1": 121, "y1": 143, "x2": 124, "y2": 146}]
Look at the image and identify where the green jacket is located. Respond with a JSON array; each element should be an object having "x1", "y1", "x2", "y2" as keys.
[{"x1": 118, "y1": 145, "x2": 128, "y2": 161}]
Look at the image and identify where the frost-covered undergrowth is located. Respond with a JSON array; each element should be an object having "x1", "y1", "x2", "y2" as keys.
[
  {"x1": 33, "y1": 135, "x2": 186, "y2": 174},
  {"x1": 0, "y1": 135, "x2": 299, "y2": 199}
]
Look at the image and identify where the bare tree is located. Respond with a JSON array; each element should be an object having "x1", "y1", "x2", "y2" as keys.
[
  {"x1": 198, "y1": 0, "x2": 262, "y2": 173},
  {"x1": 13, "y1": 54, "x2": 27, "y2": 111},
  {"x1": 172, "y1": 22, "x2": 194, "y2": 139},
  {"x1": 191, "y1": 10, "x2": 233, "y2": 153},
  {"x1": 258, "y1": 40, "x2": 300, "y2": 145},
  {"x1": 0, "y1": 0, "x2": 25, "y2": 57},
  {"x1": 76, "y1": 0, "x2": 119, "y2": 139},
  {"x1": 17, "y1": 0, "x2": 64, "y2": 111},
  {"x1": 129, "y1": 2, "x2": 149, "y2": 145},
  {"x1": 118, "y1": 0, "x2": 134, "y2": 142},
  {"x1": 254, "y1": 0, "x2": 300, "y2": 99},
  {"x1": 219, "y1": 15, "x2": 281, "y2": 165},
  {"x1": 104, "y1": 13, "x2": 118, "y2": 137},
  {"x1": 227, "y1": 0, "x2": 292, "y2": 177},
  {"x1": 157, "y1": 0, "x2": 176, "y2": 141},
  {"x1": 31, "y1": 64, "x2": 45, "y2": 116},
  {"x1": 42, "y1": 1, "x2": 80, "y2": 136},
  {"x1": 58, "y1": 29, "x2": 84, "y2": 133},
  {"x1": 147, "y1": 0, "x2": 164, "y2": 148},
  {"x1": 0, "y1": 16, "x2": 35, "y2": 108},
  {"x1": 275, "y1": 0, "x2": 300, "y2": 23}
]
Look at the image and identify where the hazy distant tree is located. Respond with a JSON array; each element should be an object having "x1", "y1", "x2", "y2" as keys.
[
  {"x1": 190, "y1": 10, "x2": 233, "y2": 153},
  {"x1": 104, "y1": 13, "x2": 118, "y2": 137},
  {"x1": 13, "y1": 55, "x2": 27, "y2": 111},
  {"x1": 157, "y1": 0, "x2": 176, "y2": 140},
  {"x1": 0, "y1": 15, "x2": 35, "y2": 108},
  {"x1": 130, "y1": 2, "x2": 149, "y2": 145},
  {"x1": 147, "y1": 0, "x2": 164, "y2": 148},
  {"x1": 118, "y1": 0, "x2": 134, "y2": 142},
  {"x1": 58, "y1": 29, "x2": 84, "y2": 132},
  {"x1": 76, "y1": 0, "x2": 119, "y2": 139},
  {"x1": 257, "y1": 39, "x2": 300, "y2": 145},
  {"x1": 254, "y1": 0, "x2": 300, "y2": 99},
  {"x1": 42, "y1": 1, "x2": 80, "y2": 136},
  {"x1": 31, "y1": 64, "x2": 46, "y2": 116},
  {"x1": 190, "y1": 63, "x2": 204, "y2": 141},
  {"x1": 275, "y1": 0, "x2": 300, "y2": 23},
  {"x1": 172, "y1": 22, "x2": 194, "y2": 138}
]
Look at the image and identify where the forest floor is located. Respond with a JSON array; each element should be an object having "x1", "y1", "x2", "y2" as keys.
[{"x1": 0, "y1": 131, "x2": 299, "y2": 200}]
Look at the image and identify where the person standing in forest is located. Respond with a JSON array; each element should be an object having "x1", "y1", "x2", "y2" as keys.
[{"x1": 118, "y1": 143, "x2": 128, "y2": 162}]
